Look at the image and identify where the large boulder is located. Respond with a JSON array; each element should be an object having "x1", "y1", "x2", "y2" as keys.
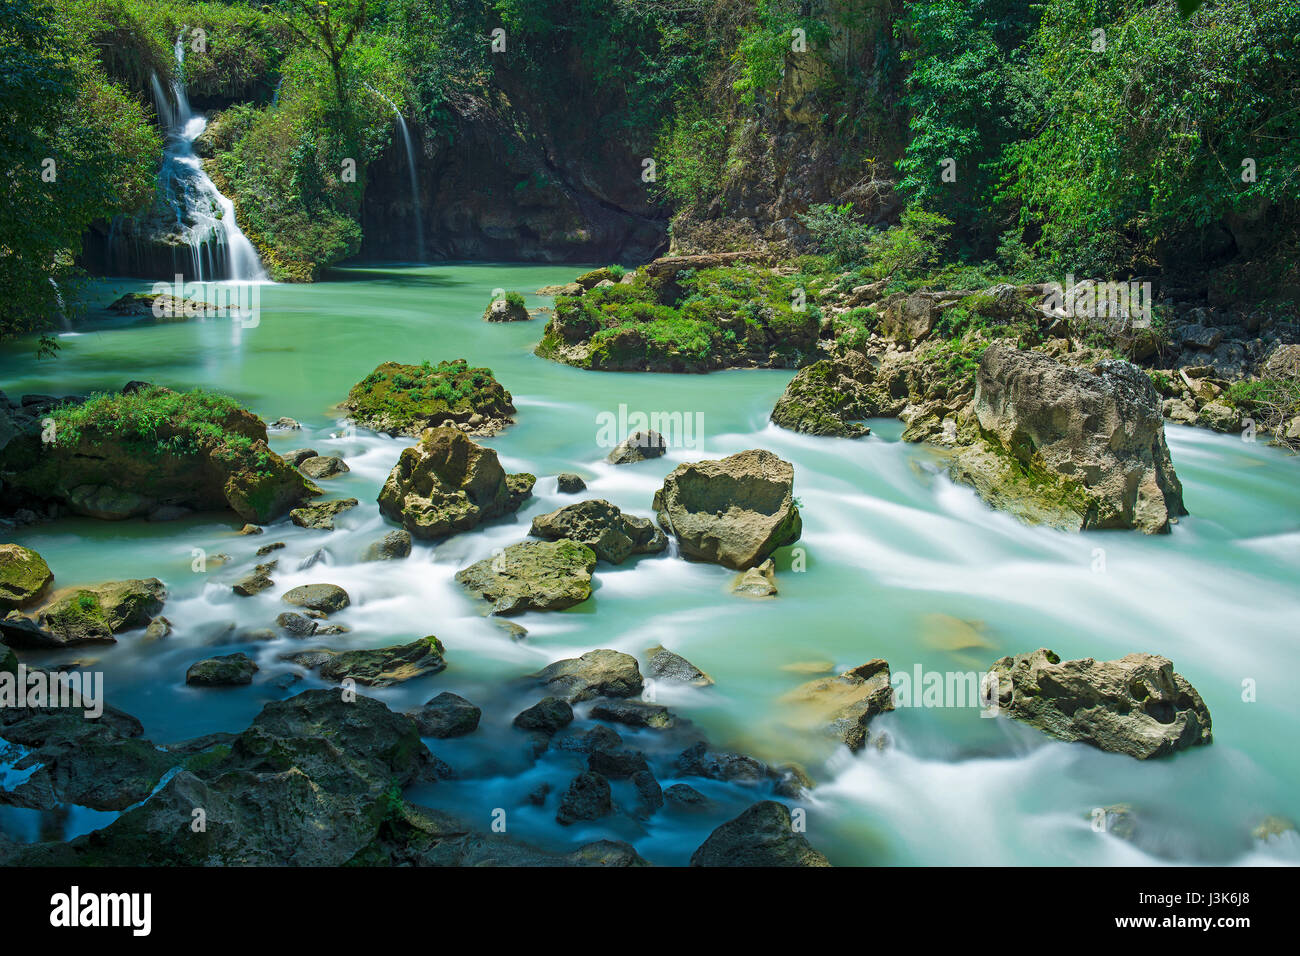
[
  {"x1": 411, "y1": 692, "x2": 481, "y2": 738},
  {"x1": 344, "y1": 360, "x2": 516, "y2": 437},
  {"x1": 455, "y1": 539, "x2": 595, "y2": 615},
  {"x1": 988, "y1": 648, "x2": 1213, "y2": 759},
  {"x1": 281, "y1": 583, "x2": 350, "y2": 615},
  {"x1": 653, "y1": 449, "x2": 802, "y2": 569},
  {"x1": 532, "y1": 649, "x2": 644, "y2": 702},
  {"x1": 529, "y1": 499, "x2": 667, "y2": 564},
  {"x1": 950, "y1": 344, "x2": 1187, "y2": 533},
  {"x1": 778, "y1": 660, "x2": 894, "y2": 752},
  {"x1": 0, "y1": 543, "x2": 53, "y2": 609},
  {"x1": 690, "y1": 801, "x2": 831, "y2": 867},
  {"x1": 0, "y1": 385, "x2": 318, "y2": 524},
  {"x1": 377, "y1": 427, "x2": 534, "y2": 540},
  {"x1": 27, "y1": 578, "x2": 166, "y2": 647}
]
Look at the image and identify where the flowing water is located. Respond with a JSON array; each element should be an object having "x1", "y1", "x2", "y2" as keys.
[
  {"x1": 113, "y1": 40, "x2": 268, "y2": 283},
  {"x1": 2, "y1": 263, "x2": 1299, "y2": 865}
]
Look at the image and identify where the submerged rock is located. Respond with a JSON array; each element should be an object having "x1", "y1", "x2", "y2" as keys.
[
  {"x1": 31, "y1": 579, "x2": 166, "y2": 647},
  {"x1": 362, "y1": 529, "x2": 412, "y2": 562},
  {"x1": 950, "y1": 344, "x2": 1187, "y2": 533},
  {"x1": 731, "y1": 558, "x2": 777, "y2": 597},
  {"x1": 186, "y1": 653, "x2": 258, "y2": 686},
  {"x1": 556, "y1": 771, "x2": 613, "y2": 825},
  {"x1": 412, "y1": 692, "x2": 481, "y2": 738},
  {"x1": 298, "y1": 455, "x2": 349, "y2": 479},
  {"x1": 589, "y1": 699, "x2": 674, "y2": 729},
  {"x1": 555, "y1": 472, "x2": 587, "y2": 494},
  {"x1": 377, "y1": 427, "x2": 534, "y2": 540},
  {"x1": 316, "y1": 637, "x2": 447, "y2": 687},
  {"x1": 0, "y1": 543, "x2": 53, "y2": 609},
  {"x1": 281, "y1": 583, "x2": 350, "y2": 615},
  {"x1": 988, "y1": 648, "x2": 1212, "y2": 759},
  {"x1": 513, "y1": 697, "x2": 574, "y2": 733},
  {"x1": 532, "y1": 649, "x2": 644, "y2": 702},
  {"x1": 455, "y1": 539, "x2": 596, "y2": 615},
  {"x1": 344, "y1": 360, "x2": 516, "y2": 437},
  {"x1": 653, "y1": 449, "x2": 802, "y2": 569},
  {"x1": 290, "y1": 497, "x2": 358, "y2": 531},
  {"x1": 645, "y1": 645, "x2": 714, "y2": 687},
  {"x1": 529, "y1": 498, "x2": 666, "y2": 564},
  {"x1": 690, "y1": 801, "x2": 831, "y2": 867},
  {"x1": 608, "y1": 429, "x2": 666, "y2": 464},
  {"x1": 779, "y1": 659, "x2": 894, "y2": 752}
]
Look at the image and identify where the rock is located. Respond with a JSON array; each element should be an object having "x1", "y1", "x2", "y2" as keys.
[
  {"x1": 731, "y1": 558, "x2": 777, "y2": 597},
  {"x1": 455, "y1": 539, "x2": 596, "y2": 615},
  {"x1": 142, "y1": 616, "x2": 172, "y2": 641},
  {"x1": 773, "y1": 763, "x2": 815, "y2": 798},
  {"x1": 664, "y1": 783, "x2": 711, "y2": 809},
  {"x1": 282, "y1": 448, "x2": 318, "y2": 467},
  {"x1": 512, "y1": 697, "x2": 574, "y2": 733},
  {"x1": 377, "y1": 427, "x2": 534, "y2": 540},
  {"x1": 556, "y1": 771, "x2": 613, "y2": 825},
  {"x1": 281, "y1": 583, "x2": 350, "y2": 614},
  {"x1": 1162, "y1": 398, "x2": 1198, "y2": 425},
  {"x1": 316, "y1": 637, "x2": 446, "y2": 687},
  {"x1": 950, "y1": 344, "x2": 1187, "y2": 534},
  {"x1": 587, "y1": 747, "x2": 650, "y2": 779},
  {"x1": 607, "y1": 429, "x2": 666, "y2": 464},
  {"x1": 779, "y1": 659, "x2": 894, "y2": 752},
  {"x1": 34, "y1": 579, "x2": 166, "y2": 646},
  {"x1": 0, "y1": 614, "x2": 57, "y2": 649},
  {"x1": 880, "y1": 293, "x2": 941, "y2": 345},
  {"x1": 0, "y1": 698, "x2": 172, "y2": 811},
  {"x1": 632, "y1": 770, "x2": 664, "y2": 816},
  {"x1": 770, "y1": 355, "x2": 879, "y2": 437},
  {"x1": 269, "y1": 417, "x2": 302, "y2": 430},
  {"x1": 554, "y1": 725, "x2": 623, "y2": 754},
  {"x1": 0, "y1": 385, "x2": 319, "y2": 524},
  {"x1": 344, "y1": 360, "x2": 516, "y2": 437},
  {"x1": 186, "y1": 653, "x2": 258, "y2": 686},
  {"x1": 412, "y1": 692, "x2": 481, "y2": 738},
  {"x1": 589, "y1": 699, "x2": 674, "y2": 729},
  {"x1": 290, "y1": 498, "x2": 358, "y2": 530},
  {"x1": 529, "y1": 499, "x2": 667, "y2": 564},
  {"x1": 555, "y1": 472, "x2": 587, "y2": 493},
  {"x1": 675, "y1": 741, "x2": 770, "y2": 784},
  {"x1": 690, "y1": 801, "x2": 831, "y2": 867},
  {"x1": 232, "y1": 563, "x2": 276, "y2": 597},
  {"x1": 275, "y1": 612, "x2": 317, "y2": 637},
  {"x1": 653, "y1": 449, "x2": 802, "y2": 569},
  {"x1": 532, "y1": 649, "x2": 644, "y2": 702},
  {"x1": 256, "y1": 541, "x2": 285, "y2": 556},
  {"x1": 362, "y1": 529, "x2": 413, "y2": 561},
  {"x1": 1197, "y1": 401, "x2": 1241, "y2": 433},
  {"x1": 238, "y1": 523, "x2": 263, "y2": 535},
  {"x1": 0, "y1": 543, "x2": 53, "y2": 609},
  {"x1": 1179, "y1": 324, "x2": 1225, "y2": 350},
  {"x1": 298, "y1": 455, "x2": 350, "y2": 479},
  {"x1": 988, "y1": 648, "x2": 1213, "y2": 759},
  {"x1": 645, "y1": 645, "x2": 714, "y2": 686},
  {"x1": 483, "y1": 296, "x2": 530, "y2": 322},
  {"x1": 1252, "y1": 815, "x2": 1298, "y2": 843}
]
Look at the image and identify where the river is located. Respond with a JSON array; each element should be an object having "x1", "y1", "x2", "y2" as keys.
[{"x1": 2, "y1": 263, "x2": 1298, "y2": 865}]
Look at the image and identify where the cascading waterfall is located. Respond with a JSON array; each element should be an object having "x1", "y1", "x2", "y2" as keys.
[
  {"x1": 140, "y1": 38, "x2": 268, "y2": 282},
  {"x1": 371, "y1": 86, "x2": 425, "y2": 261}
]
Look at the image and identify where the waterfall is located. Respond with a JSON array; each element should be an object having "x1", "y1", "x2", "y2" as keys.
[
  {"x1": 370, "y1": 87, "x2": 425, "y2": 262},
  {"x1": 143, "y1": 38, "x2": 268, "y2": 282}
]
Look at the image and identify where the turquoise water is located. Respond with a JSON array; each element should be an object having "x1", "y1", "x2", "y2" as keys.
[{"x1": 3, "y1": 263, "x2": 1299, "y2": 864}]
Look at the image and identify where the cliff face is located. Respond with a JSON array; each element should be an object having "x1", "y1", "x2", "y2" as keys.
[
  {"x1": 669, "y1": 0, "x2": 908, "y2": 256},
  {"x1": 360, "y1": 74, "x2": 669, "y2": 264}
]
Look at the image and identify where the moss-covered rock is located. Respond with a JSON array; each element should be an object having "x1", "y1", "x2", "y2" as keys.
[
  {"x1": 0, "y1": 385, "x2": 318, "y2": 524},
  {"x1": 0, "y1": 543, "x2": 53, "y2": 610},
  {"x1": 186, "y1": 653, "x2": 258, "y2": 686},
  {"x1": 529, "y1": 498, "x2": 666, "y2": 564},
  {"x1": 455, "y1": 539, "x2": 596, "y2": 615},
  {"x1": 32, "y1": 579, "x2": 166, "y2": 646},
  {"x1": 343, "y1": 360, "x2": 516, "y2": 437}
]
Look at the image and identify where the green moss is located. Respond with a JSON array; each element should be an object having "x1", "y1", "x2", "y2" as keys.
[{"x1": 345, "y1": 360, "x2": 512, "y2": 430}]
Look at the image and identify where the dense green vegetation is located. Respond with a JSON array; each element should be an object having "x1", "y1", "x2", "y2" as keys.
[
  {"x1": 2, "y1": 0, "x2": 1296, "y2": 345},
  {"x1": 344, "y1": 359, "x2": 514, "y2": 431}
]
